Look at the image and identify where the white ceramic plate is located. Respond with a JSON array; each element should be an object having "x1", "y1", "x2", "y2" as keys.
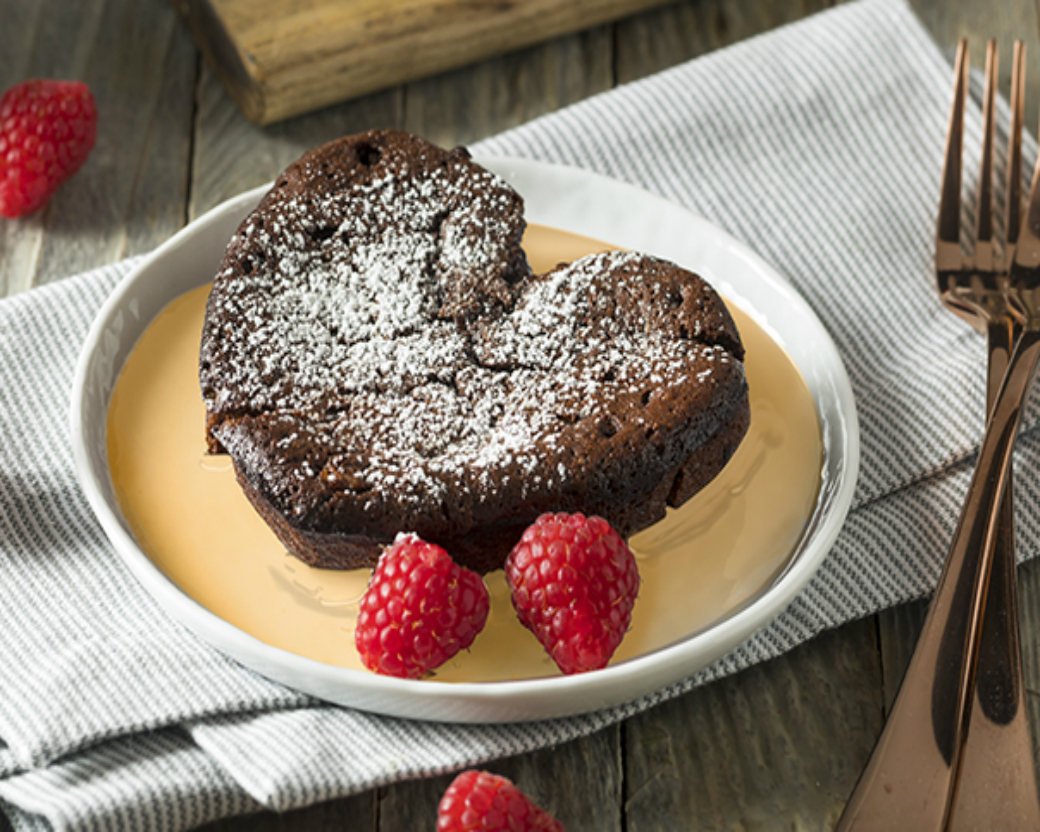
[{"x1": 70, "y1": 156, "x2": 859, "y2": 723}]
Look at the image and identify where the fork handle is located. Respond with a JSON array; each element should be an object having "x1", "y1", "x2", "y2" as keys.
[
  {"x1": 946, "y1": 320, "x2": 1040, "y2": 831},
  {"x1": 837, "y1": 326, "x2": 1040, "y2": 831}
]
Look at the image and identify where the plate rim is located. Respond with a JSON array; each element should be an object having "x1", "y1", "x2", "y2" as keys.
[{"x1": 69, "y1": 155, "x2": 860, "y2": 722}]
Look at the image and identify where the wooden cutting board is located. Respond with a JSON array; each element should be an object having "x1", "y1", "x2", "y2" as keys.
[{"x1": 170, "y1": 0, "x2": 674, "y2": 125}]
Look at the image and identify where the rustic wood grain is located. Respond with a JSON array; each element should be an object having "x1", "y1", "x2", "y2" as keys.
[
  {"x1": 1019, "y1": 558, "x2": 1040, "y2": 681},
  {"x1": 876, "y1": 598, "x2": 928, "y2": 714},
  {"x1": 171, "y1": 0, "x2": 673, "y2": 125},
  {"x1": 402, "y1": 26, "x2": 615, "y2": 149},
  {"x1": 201, "y1": 792, "x2": 376, "y2": 831},
  {"x1": 1015, "y1": 558, "x2": 1040, "y2": 756},
  {"x1": 623, "y1": 619, "x2": 883, "y2": 830},
  {"x1": 0, "y1": 0, "x2": 196, "y2": 294}
]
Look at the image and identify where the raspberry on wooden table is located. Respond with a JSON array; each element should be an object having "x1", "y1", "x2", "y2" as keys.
[
  {"x1": 355, "y1": 534, "x2": 489, "y2": 678},
  {"x1": 505, "y1": 512, "x2": 640, "y2": 675},
  {"x1": 437, "y1": 769, "x2": 565, "y2": 832},
  {"x1": 0, "y1": 79, "x2": 98, "y2": 218}
]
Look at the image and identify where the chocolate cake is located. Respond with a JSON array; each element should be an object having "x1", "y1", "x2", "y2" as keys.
[{"x1": 199, "y1": 130, "x2": 750, "y2": 574}]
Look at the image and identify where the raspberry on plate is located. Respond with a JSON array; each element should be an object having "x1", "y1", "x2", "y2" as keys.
[
  {"x1": 438, "y1": 769, "x2": 565, "y2": 832},
  {"x1": 355, "y1": 534, "x2": 489, "y2": 678},
  {"x1": 0, "y1": 79, "x2": 98, "y2": 218},
  {"x1": 505, "y1": 512, "x2": 640, "y2": 675}
]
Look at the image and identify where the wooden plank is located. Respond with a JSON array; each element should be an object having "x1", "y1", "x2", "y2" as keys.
[
  {"x1": 876, "y1": 599, "x2": 927, "y2": 714},
  {"x1": 199, "y1": 792, "x2": 376, "y2": 831},
  {"x1": 1014, "y1": 558, "x2": 1040, "y2": 770},
  {"x1": 1018, "y1": 559, "x2": 1040, "y2": 697},
  {"x1": 614, "y1": 0, "x2": 833, "y2": 86},
  {"x1": 376, "y1": 726, "x2": 622, "y2": 831},
  {"x1": 170, "y1": 0, "x2": 674, "y2": 125},
  {"x1": 402, "y1": 26, "x2": 615, "y2": 149},
  {"x1": 623, "y1": 619, "x2": 883, "y2": 830},
  {"x1": 0, "y1": 0, "x2": 196, "y2": 294}
]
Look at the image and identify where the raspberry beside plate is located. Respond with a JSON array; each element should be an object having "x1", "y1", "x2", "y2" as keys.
[{"x1": 0, "y1": 79, "x2": 97, "y2": 218}]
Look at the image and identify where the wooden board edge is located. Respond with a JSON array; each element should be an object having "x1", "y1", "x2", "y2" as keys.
[
  {"x1": 169, "y1": 0, "x2": 269, "y2": 123},
  {"x1": 173, "y1": 0, "x2": 675, "y2": 124}
]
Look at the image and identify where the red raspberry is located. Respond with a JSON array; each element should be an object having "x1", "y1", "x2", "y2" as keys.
[
  {"x1": 355, "y1": 534, "x2": 489, "y2": 678},
  {"x1": 437, "y1": 770, "x2": 565, "y2": 832},
  {"x1": 0, "y1": 79, "x2": 98, "y2": 218},
  {"x1": 505, "y1": 512, "x2": 639, "y2": 675}
]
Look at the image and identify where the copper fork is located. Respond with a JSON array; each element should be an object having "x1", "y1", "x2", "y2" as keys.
[{"x1": 837, "y1": 40, "x2": 1040, "y2": 830}]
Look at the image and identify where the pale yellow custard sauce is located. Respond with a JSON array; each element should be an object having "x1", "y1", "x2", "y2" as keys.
[{"x1": 108, "y1": 224, "x2": 822, "y2": 682}]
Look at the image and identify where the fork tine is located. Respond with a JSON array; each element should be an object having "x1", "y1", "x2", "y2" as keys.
[
  {"x1": 974, "y1": 41, "x2": 998, "y2": 272},
  {"x1": 1006, "y1": 41, "x2": 1026, "y2": 262},
  {"x1": 1012, "y1": 47, "x2": 1040, "y2": 275},
  {"x1": 937, "y1": 40, "x2": 970, "y2": 274}
]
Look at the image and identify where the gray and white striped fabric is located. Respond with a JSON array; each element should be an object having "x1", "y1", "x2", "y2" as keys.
[{"x1": 1, "y1": 0, "x2": 1036, "y2": 827}]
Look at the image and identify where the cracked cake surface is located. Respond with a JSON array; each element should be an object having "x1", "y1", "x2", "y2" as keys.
[{"x1": 199, "y1": 130, "x2": 750, "y2": 574}]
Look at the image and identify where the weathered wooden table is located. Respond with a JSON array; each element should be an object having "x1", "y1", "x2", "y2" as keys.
[{"x1": 3, "y1": 0, "x2": 1040, "y2": 828}]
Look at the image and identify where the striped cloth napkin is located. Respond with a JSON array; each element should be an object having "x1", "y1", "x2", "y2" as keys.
[{"x1": 2, "y1": 0, "x2": 1037, "y2": 827}]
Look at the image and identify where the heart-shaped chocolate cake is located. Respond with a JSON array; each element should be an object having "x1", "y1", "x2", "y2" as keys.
[{"x1": 199, "y1": 130, "x2": 750, "y2": 574}]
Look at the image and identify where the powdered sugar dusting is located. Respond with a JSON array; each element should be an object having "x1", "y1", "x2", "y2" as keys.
[{"x1": 201, "y1": 139, "x2": 743, "y2": 523}]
